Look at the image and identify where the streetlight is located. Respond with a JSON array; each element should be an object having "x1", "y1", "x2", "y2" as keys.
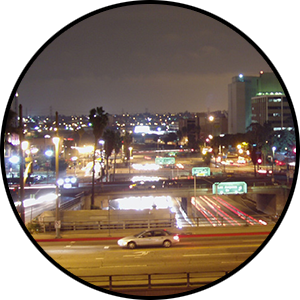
[
  {"x1": 45, "y1": 149, "x2": 53, "y2": 183},
  {"x1": 52, "y1": 137, "x2": 61, "y2": 238},
  {"x1": 128, "y1": 147, "x2": 133, "y2": 173},
  {"x1": 21, "y1": 141, "x2": 29, "y2": 152},
  {"x1": 272, "y1": 146, "x2": 276, "y2": 183}
]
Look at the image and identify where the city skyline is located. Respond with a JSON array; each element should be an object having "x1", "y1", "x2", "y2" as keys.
[{"x1": 15, "y1": 3, "x2": 272, "y2": 116}]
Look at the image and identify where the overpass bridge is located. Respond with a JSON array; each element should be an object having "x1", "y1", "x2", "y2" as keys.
[{"x1": 76, "y1": 184, "x2": 290, "y2": 217}]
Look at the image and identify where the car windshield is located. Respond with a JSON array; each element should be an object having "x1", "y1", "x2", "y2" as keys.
[{"x1": 133, "y1": 231, "x2": 147, "y2": 237}]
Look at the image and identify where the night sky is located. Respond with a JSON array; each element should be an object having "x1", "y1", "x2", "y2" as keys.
[{"x1": 17, "y1": 3, "x2": 271, "y2": 116}]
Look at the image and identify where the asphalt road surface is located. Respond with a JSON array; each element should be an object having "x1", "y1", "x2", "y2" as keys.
[{"x1": 39, "y1": 233, "x2": 267, "y2": 295}]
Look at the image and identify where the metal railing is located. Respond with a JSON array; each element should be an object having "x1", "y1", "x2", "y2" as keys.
[
  {"x1": 186, "y1": 214, "x2": 272, "y2": 227},
  {"x1": 38, "y1": 218, "x2": 176, "y2": 232},
  {"x1": 37, "y1": 213, "x2": 272, "y2": 232},
  {"x1": 78, "y1": 270, "x2": 228, "y2": 291},
  {"x1": 59, "y1": 192, "x2": 85, "y2": 210}
]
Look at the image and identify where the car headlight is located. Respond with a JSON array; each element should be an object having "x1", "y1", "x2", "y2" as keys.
[
  {"x1": 173, "y1": 235, "x2": 180, "y2": 241},
  {"x1": 118, "y1": 239, "x2": 127, "y2": 247},
  {"x1": 57, "y1": 178, "x2": 64, "y2": 186},
  {"x1": 70, "y1": 177, "x2": 77, "y2": 184}
]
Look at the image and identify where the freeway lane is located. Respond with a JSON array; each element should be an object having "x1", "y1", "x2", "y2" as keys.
[
  {"x1": 38, "y1": 234, "x2": 267, "y2": 291},
  {"x1": 191, "y1": 194, "x2": 268, "y2": 227}
]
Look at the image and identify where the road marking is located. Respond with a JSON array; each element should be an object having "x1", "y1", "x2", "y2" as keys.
[
  {"x1": 183, "y1": 254, "x2": 209, "y2": 257},
  {"x1": 123, "y1": 251, "x2": 149, "y2": 258},
  {"x1": 183, "y1": 252, "x2": 254, "y2": 257},
  {"x1": 221, "y1": 261, "x2": 244, "y2": 264},
  {"x1": 102, "y1": 265, "x2": 148, "y2": 268},
  {"x1": 242, "y1": 239, "x2": 266, "y2": 243}
]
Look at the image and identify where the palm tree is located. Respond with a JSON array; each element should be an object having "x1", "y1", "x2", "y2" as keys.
[
  {"x1": 89, "y1": 107, "x2": 108, "y2": 209},
  {"x1": 112, "y1": 131, "x2": 122, "y2": 181},
  {"x1": 123, "y1": 131, "x2": 132, "y2": 165},
  {"x1": 103, "y1": 129, "x2": 123, "y2": 181},
  {"x1": 103, "y1": 129, "x2": 115, "y2": 182},
  {"x1": 4, "y1": 109, "x2": 18, "y2": 141},
  {"x1": 75, "y1": 127, "x2": 85, "y2": 147}
]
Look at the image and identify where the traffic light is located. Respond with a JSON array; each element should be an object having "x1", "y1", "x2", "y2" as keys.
[{"x1": 257, "y1": 158, "x2": 262, "y2": 165}]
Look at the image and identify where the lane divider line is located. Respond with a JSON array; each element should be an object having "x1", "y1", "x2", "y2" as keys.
[{"x1": 35, "y1": 231, "x2": 270, "y2": 243}]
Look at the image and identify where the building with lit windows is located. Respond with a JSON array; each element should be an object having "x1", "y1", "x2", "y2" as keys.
[
  {"x1": 251, "y1": 93, "x2": 293, "y2": 131},
  {"x1": 228, "y1": 72, "x2": 286, "y2": 134}
]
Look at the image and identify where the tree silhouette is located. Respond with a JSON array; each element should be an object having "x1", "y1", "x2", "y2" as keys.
[
  {"x1": 89, "y1": 107, "x2": 108, "y2": 209},
  {"x1": 103, "y1": 129, "x2": 115, "y2": 182}
]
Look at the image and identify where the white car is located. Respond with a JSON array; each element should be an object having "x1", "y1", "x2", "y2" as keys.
[{"x1": 117, "y1": 229, "x2": 180, "y2": 249}]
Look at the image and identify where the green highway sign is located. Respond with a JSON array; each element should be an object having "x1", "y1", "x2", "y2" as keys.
[
  {"x1": 192, "y1": 167, "x2": 211, "y2": 177},
  {"x1": 212, "y1": 181, "x2": 247, "y2": 195},
  {"x1": 155, "y1": 157, "x2": 176, "y2": 165}
]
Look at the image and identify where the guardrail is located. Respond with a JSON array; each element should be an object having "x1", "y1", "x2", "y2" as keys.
[
  {"x1": 78, "y1": 270, "x2": 228, "y2": 291},
  {"x1": 39, "y1": 218, "x2": 176, "y2": 232},
  {"x1": 187, "y1": 214, "x2": 272, "y2": 227},
  {"x1": 59, "y1": 193, "x2": 84, "y2": 210},
  {"x1": 37, "y1": 213, "x2": 272, "y2": 232}
]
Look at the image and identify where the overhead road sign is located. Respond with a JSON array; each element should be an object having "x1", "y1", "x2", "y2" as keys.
[
  {"x1": 192, "y1": 167, "x2": 211, "y2": 177},
  {"x1": 213, "y1": 181, "x2": 247, "y2": 195},
  {"x1": 155, "y1": 157, "x2": 175, "y2": 165}
]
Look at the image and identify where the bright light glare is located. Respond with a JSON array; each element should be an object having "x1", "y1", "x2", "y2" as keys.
[
  {"x1": 22, "y1": 193, "x2": 58, "y2": 208},
  {"x1": 132, "y1": 164, "x2": 160, "y2": 171},
  {"x1": 176, "y1": 163, "x2": 184, "y2": 169},
  {"x1": 75, "y1": 145, "x2": 94, "y2": 154},
  {"x1": 45, "y1": 150, "x2": 53, "y2": 157},
  {"x1": 70, "y1": 177, "x2": 77, "y2": 184},
  {"x1": 116, "y1": 195, "x2": 173, "y2": 210},
  {"x1": 131, "y1": 176, "x2": 160, "y2": 182},
  {"x1": 9, "y1": 156, "x2": 20, "y2": 164},
  {"x1": 57, "y1": 178, "x2": 64, "y2": 186},
  {"x1": 173, "y1": 235, "x2": 179, "y2": 241},
  {"x1": 259, "y1": 220, "x2": 267, "y2": 225},
  {"x1": 52, "y1": 137, "x2": 60, "y2": 146}
]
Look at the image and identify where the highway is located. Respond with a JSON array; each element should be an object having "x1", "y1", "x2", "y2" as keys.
[
  {"x1": 14, "y1": 187, "x2": 271, "y2": 229},
  {"x1": 38, "y1": 232, "x2": 268, "y2": 295},
  {"x1": 190, "y1": 194, "x2": 269, "y2": 226},
  {"x1": 12, "y1": 185, "x2": 81, "y2": 223}
]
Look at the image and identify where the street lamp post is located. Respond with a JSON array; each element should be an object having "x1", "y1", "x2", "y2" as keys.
[
  {"x1": 128, "y1": 147, "x2": 133, "y2": 173},
  {"x1": 272, "y1": 146, "x2": 276, "y2": 183},
  {"x1": 53, "y1": 136, "x2": 61, "y2": 238},
  {"x1": 18, "y1": 104, "x2": 26, "y2": 223}
]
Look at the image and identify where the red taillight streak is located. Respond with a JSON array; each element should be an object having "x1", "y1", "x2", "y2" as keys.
[
  {"x1": 200, "y1": 195, "x2": 241, "y2": 226},
  {"x1": 192, "y1": 198, "x2": 220, "y2": 227},
  {"x1": 213, "y1": 196, "x2": 260, "y2": 225}
]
